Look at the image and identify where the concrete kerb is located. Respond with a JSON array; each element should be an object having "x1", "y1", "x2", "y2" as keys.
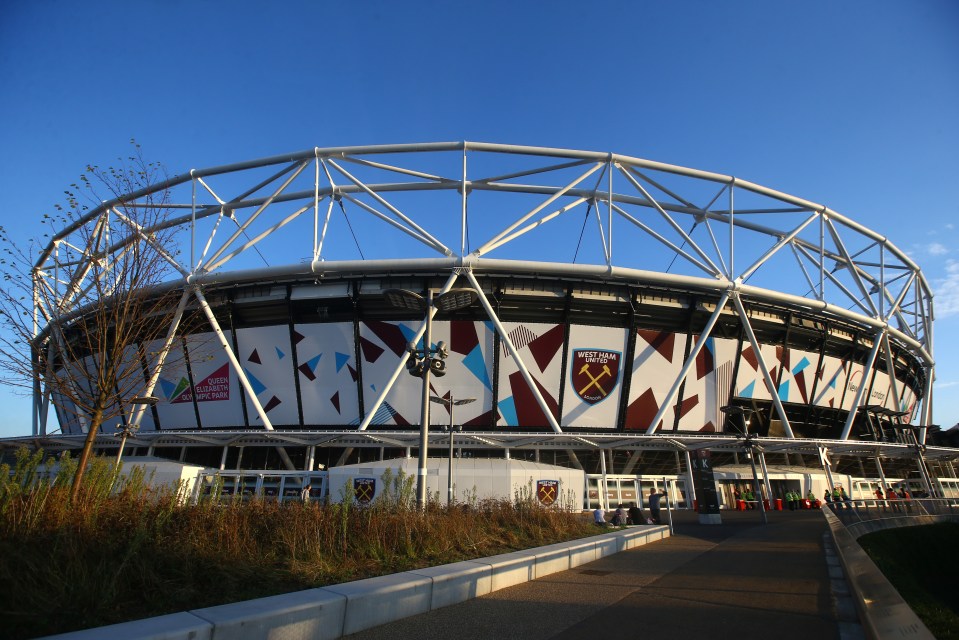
[
  {"x1": 39, "y1": 524, "x2": 669, "y2": 640},
  {"x1": 821, "y1": 507, "x2": 935, "y2": 639}
]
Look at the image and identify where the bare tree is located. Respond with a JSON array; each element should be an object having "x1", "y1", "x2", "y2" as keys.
[{"x1": 0, "y1": 142, "x2": 188, "y2": 499}]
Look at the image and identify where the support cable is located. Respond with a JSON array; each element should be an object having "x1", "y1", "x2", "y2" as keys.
[
  {"x1": 338, "y1": 198, "x2": 365, "y2": 260},
  {"x1": 572, "y1": 201, "x2": 592, "y2": 263}
]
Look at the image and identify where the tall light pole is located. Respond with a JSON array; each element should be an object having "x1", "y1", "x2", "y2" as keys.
[
  {"x1": 385, "y1": 288, "x2": 477, "y2": 510},
  {"x1": 721, "y1": 405, "x2": 767, "y2": 524},
  {"x1": 115, "y1": 395, "x2": 159, "y2": 467},
  {"x1": 431, "y1": 394, "x2": 476, "y2": 506}
]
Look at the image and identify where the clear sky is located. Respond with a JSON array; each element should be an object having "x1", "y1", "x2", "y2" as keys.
[{"x1": 1, "y1": 0, "x2": 957, "y2": 439}]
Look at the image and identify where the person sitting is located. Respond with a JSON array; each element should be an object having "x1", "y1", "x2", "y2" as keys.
[
  {"x1": 593, "y1": 506, "x2": 607, "y2": 527},
  {"x1": 611, "y1": 505, "x2": 628, "y2": 526},
  {"x1": 628, "y1": 502, "x2": 644, "y2": 525}
]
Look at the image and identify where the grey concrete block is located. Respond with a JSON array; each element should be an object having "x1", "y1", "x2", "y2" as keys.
[
  {"x1": 485, "y1": 549, "x2": 537, "y2": 591},
  {"x1": 594, "y1": 536, "x2": 619, "y2": 559},
  {"x1": 408, "y1": 561, "x2": 492, "y2": 610},
  {"x1": 567, "y1": 538, "x2": 598, "y2": 568},
  {"x1": 324, "y1": 573, "x2": 432, "y2": 636},
  {"x1": 192, "y1": 588, "x2": 346, "y2": 640},
  {"x1": 533, "y1": 542, "x2": 572, "y2": 579},
  {"x1": 39, "y1": 612, "x2": 212, "y2": 640}
]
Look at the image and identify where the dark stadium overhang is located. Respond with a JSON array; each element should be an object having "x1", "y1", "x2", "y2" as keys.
[{"x1": 3, "y1": 431, "x2": 955, "y2": 462}]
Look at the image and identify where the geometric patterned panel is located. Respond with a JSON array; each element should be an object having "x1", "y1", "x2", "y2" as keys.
[
  {"x1": 496, "y1": 321, "x2": 563, "y2": 427},
  {"x1": 236, "y1": 325, "x2": 298, "y2": 426},
  {"x1": 296, "y1": 322, "x2": 361, "y2": 425}
]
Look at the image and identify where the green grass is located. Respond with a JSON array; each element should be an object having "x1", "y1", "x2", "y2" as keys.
[
  {"x1": 858, "y1": 522, "x2": 959, "y2": 639},
  {"x1": 0, "y1": 449, "x2": 601, "y2": 639}
]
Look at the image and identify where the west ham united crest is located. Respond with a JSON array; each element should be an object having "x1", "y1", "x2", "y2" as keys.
[
  {"x1": 571, "y1": 349, "x2": 621, "y2": 405},
  {"x1": 354, "y1": 478, "x2": 376, "y2": 505},
  {"x1": 536, "y1": 479, "x2": 559, "y2": 506}
]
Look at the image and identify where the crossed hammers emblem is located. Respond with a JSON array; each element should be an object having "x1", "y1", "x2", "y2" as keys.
[{"x1": 578, "y1": 363, "x2": 612, "y2": 396}]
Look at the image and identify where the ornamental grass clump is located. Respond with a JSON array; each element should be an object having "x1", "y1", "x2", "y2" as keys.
[{"x1": 1, "y1": 448, "x2": 597, "y2": 639}]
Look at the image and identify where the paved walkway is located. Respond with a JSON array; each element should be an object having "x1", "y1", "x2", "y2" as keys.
[{"x1": 345, "y1": 509, "x2": 845, "y2": 640}]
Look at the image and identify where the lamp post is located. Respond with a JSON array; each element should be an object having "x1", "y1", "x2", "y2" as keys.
[
  {"x1": 721, "y1": 405, "x2": 767, "y2": 524},
  {"x1": 431, "y1": 394, "x2": 476, "y2": 506},
  {"x1": 384, "y1": 288, "x2": 477, "y2": 510},
  {"x1": 115, "y1": 395, "x2": 159, "y2": 467}
]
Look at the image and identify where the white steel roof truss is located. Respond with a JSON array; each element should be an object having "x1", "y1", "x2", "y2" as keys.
[
  {"x1": 610, "y1": 203, "x2": 715, "y2": 277},
  {"x1": 338, "y1": 192, "x2": 441, "y2": 254},
  {"x1": 202, "y1": 160, "x2": 310, "y2": 271},
  {"x1": 794, "y1": 243, "x2": 873, "y2": 317},
  {"x1": 737, "y1": 212, "x2": 818, "y2": 284},
  {"x1": 479, "y1": 196, "x2": 590, "y2": 256},
  {"x1": 326, "y1": 159, "x2": 451, "y2": 256},
  {"x1": 617, "y1": 165, "x2": 723, "y2": 277},
  {"x1": 825, "y1": 217, "x2": 880, "y2": 318},
  {"x1": 474, "y1": 162, "x2": 605, "y2": 257},
  {"x1": 205, "y1": 202, "x2": 313, "y2": 274}
]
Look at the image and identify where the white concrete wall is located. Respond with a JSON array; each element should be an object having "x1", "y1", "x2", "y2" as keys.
[{"x1": 327, "y1": 457, "x2": 584, "y2": 509}]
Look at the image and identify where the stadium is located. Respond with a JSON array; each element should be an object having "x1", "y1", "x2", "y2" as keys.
[{"x1": 7, "y1": 142, "x2": 957, "y2": 509}]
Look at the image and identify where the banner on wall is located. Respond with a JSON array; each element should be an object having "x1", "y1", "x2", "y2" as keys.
[{"x1": 168, "y1": 363, "x2": 231, "y2": 403}]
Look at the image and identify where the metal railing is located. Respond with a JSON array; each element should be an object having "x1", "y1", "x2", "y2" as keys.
[{"x1": 826, "y1": 497, "x2": 959, "y2": 528}]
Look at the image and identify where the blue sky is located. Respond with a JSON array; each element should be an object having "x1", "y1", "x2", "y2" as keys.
[{"x1": 1, "y1": 0, "x2": 957, "y2": 439}]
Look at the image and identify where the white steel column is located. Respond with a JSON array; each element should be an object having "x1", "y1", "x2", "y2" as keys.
[
  {"x1": 645, "y1": 289, "x2": 732, "y2": 435},
  {"x1": 684, "y1": 450, "x2": 697, "y2": 504},
  {"x1": 600, "y1": 448, "x2": 608, "y2": 511},
  {"x1": 356, "y1": 271, "x2": 460, "y2": 431},
  {"x1": 464, "y1": 268, "x2": 563, "y2": 433},
  {"x1": 839, "y1": 331, "x2": 884, "y2": 441},
  {"x1": 758, "y1": 450, "x2": 773, "y2": 502},
  {"x1": 731, "y1": 293, "x2": 796, "y2": 439},
  {"x1": 875, "y1": 456, "x2": 888, "y2": 493},
  {"x1": 130, "y1": 290, "x2": 191, "y2": 427},
  {"x1": 193, "y1": 286, "x2": 296, "y2": 471}
]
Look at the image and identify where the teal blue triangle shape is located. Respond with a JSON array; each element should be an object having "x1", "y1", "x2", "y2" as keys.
[
  {"x1": 463, "y1": 344, "x2": 492, "y2": 391},
  {"x1": 739, "y1": 380, "x2": 756, "y2": 398},
  {"x1": 335, "y1": 352, "x2": 350, "y2": 373},
  {"x1": 306, "y1": 354, "x2": 322, "y2": 373},
  {"x1": 276, "y1": 346, "x2": 285, "y2": 361},
  {"x1": 499, "y1": 396, "x2": 517, "y2": 427},
  {"x1": 778, "y1": 381, "x2": 790, "y2": 401},
  {"x1": 243, "y1": 368, "x2": 267, "y2": 396}
]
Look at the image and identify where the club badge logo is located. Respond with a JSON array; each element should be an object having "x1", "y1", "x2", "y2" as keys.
[
  {"x1": 571, "y1": 349, "x2": 621, "y2": 405},
  {"x1": 537, "y1": 479, "x2": 559, "y2": 506},
  {"x1": 353, "y1": 478, "x2": 376, "y2": 505}
]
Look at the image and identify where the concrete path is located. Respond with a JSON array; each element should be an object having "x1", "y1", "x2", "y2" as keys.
[{"x1": 345, "y1": 509, "x2": 842, "y2": 640}]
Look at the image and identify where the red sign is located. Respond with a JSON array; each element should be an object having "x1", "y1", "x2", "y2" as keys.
[
  {"x1": 571, "y1": 350, "x2": 621, "y2": 405},
  {"x1": 195, "y1": 364, "x2": 231, "y2": 402},
  {"x1": 537, "y1": 480, "x2": 559, "y2": 506}
]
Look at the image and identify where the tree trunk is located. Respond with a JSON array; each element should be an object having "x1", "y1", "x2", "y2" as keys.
[{"x1": 70, "y1": 406, "x2": 105, "y2": 501}]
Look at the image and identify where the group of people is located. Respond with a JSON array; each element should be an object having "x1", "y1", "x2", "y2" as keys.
[
  {"x1": 783, "y1": 489, "x2": 816, "y2": 510},
  {"x1": 593, "y1": 488, "x2": 665, "y2": 527}
]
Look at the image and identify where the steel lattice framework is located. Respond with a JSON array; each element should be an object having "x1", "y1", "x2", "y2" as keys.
[{"x1": 30, "y1": 142, "x2": 936, "y2": 447}]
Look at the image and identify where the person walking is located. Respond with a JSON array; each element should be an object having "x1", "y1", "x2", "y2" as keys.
[{"x1": 301, "y1": 483, "x2": 312, "y2": 503}]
